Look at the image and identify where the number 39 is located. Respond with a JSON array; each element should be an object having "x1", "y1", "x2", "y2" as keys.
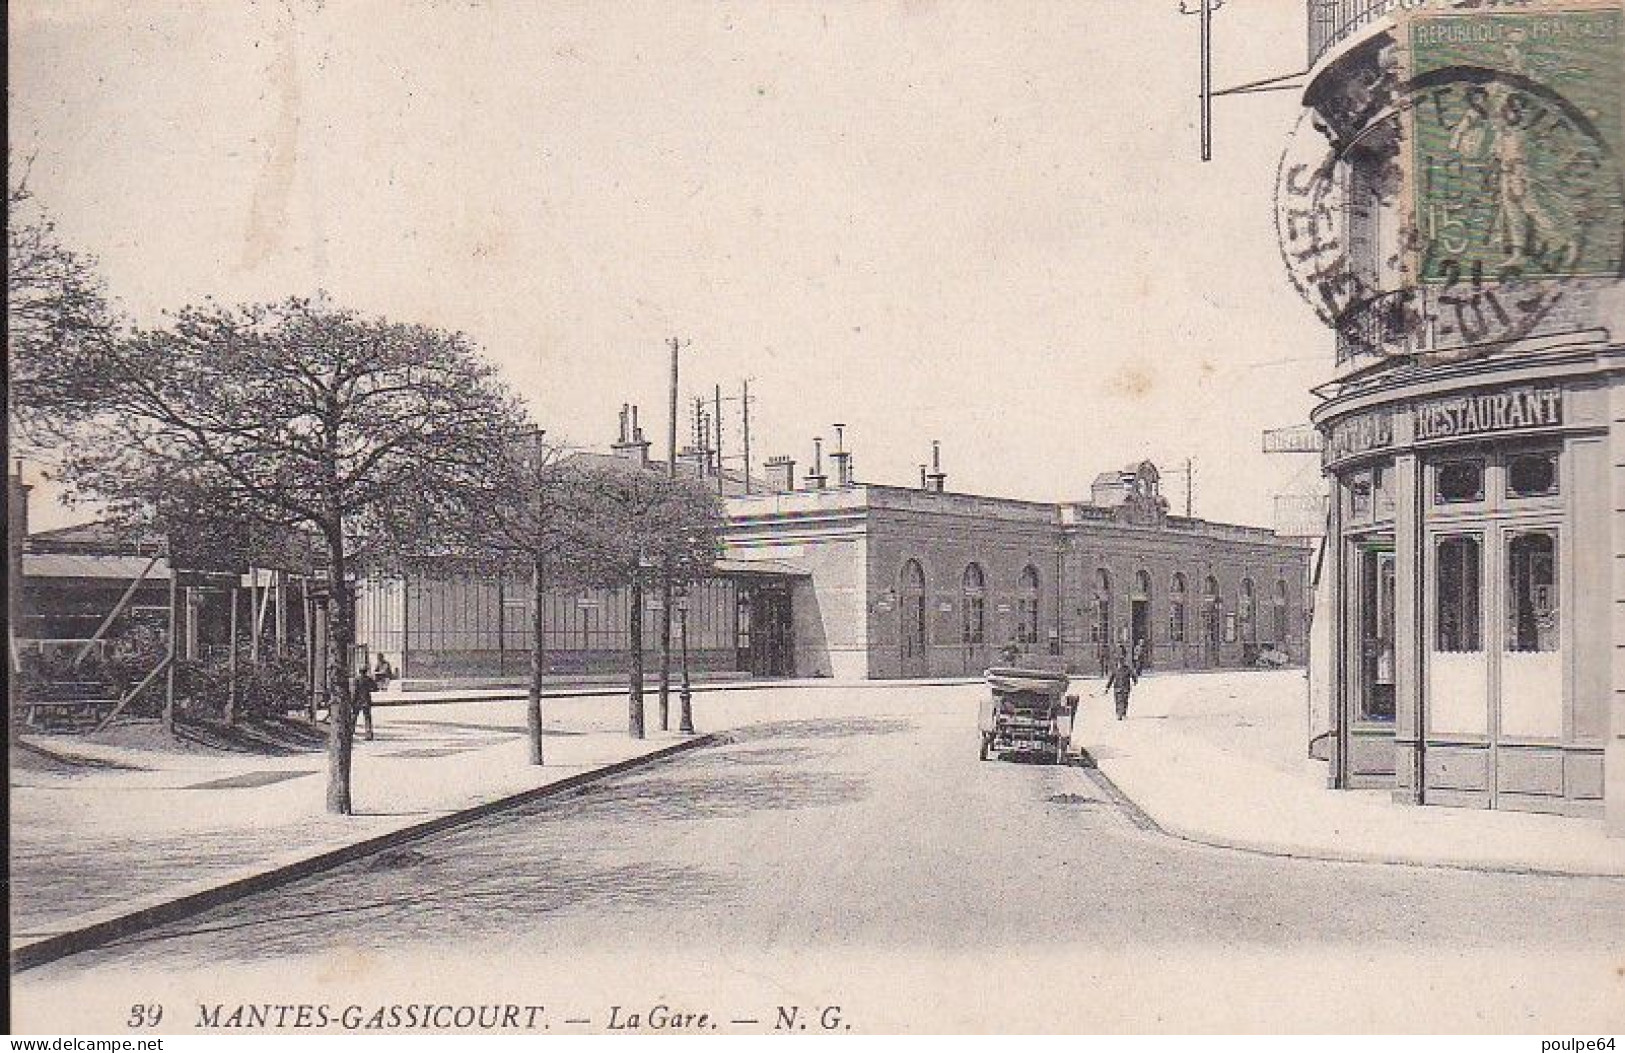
[{"x1": 128, "y1": 1004, "x2": 164, "y2": 1028}]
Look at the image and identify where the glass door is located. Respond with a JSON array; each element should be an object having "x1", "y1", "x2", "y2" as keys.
[
  {"x1": 1424, "y1": 523, "x2": 1564, "y2": 804},
  {"x1": 1499, "y1": 526, "x2": 1561, "y2": 740},
  {"x1": 1427, "y1": 532, "x2": 1489, "y2": 737}
]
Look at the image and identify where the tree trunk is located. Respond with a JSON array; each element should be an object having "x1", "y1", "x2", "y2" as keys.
[
  {"x1": 658, "y1": 569, "x2": 673, "y2": 732},
  {"x1": 164, "y1": 569, "x2": 177, "y2": 733},
  {"x1": 324, "y1": 532, "x2": 356, "y2": 815},
  {"x1": 527, "y1": 555, "x2": 546, "y2": 765},
  {"x1": 628, "y1": 578, "x2": 645, "y2": 739},
  {"x1": 225, "y1": 586, "x2": 239, "y2": 725}
]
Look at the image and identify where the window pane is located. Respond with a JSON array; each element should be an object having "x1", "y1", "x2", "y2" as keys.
[
  {"x1": 1436, "y1": 535, "x2": 1481, "y2": 652},
  {"x1": 1373, "y1": 462, "x2": 1395, "y2": 516},
  {"x1": 1507, "y1": 452, "x2": 1559, "y2": 499},
  {"x1": 1435, "y1": 460, "x2": 1484, "y2": 504},
  {"x1": 1348, "y1": 473, "x2": 1373, "y2": 518},
  {"x1": 1506, "y1": 532, "x2": 1558, "y2": 652}
]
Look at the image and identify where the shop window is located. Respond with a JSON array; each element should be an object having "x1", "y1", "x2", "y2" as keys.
[
  {"x1": 1016, "y1": 565, "x2": 1040, "y2": 645},
  {"x1": 1435, "y1": 535, "x2": 1482, "y2": 652},
  {"x1": 1506, "y1": 451, "x2": 1559, "y2": 500},
  {"x1": 961, "y1": 563, "x2": 986, "y2": 645},
  {"x1": 1506, "y1": 531, "x2": 1558, "y2": 652},
  {"x1": 1357, "y1": 549, "x2": 1396, "y2": 722},
  {"x1": 1434, "y1": 459, "x2": 1484, "y2": 504}
]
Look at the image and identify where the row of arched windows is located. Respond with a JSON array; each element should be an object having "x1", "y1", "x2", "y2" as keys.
[
  {"x1": 898, "y1": 559, "x2": 1295, "y2": 652},
  {"x1": 899, "y1": 560, "x2": 1043, "y2": 647},
  {"x1": 1091, "y1": 568, "x2": 1291, "y2": 646}
]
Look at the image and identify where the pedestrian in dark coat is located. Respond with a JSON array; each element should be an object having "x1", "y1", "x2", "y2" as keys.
[
  {"x1": 352, "y1": 668, "x2": 377, "y2": 742},
  {"x1": 1103, "y1": 644, "x2": 1138, "y2": 721}
]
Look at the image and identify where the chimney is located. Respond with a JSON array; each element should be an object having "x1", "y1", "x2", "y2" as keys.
[
  {"x1": 612, "y1": 402, "x2": 652, "y2": 467},
  {"x1": 805, "y1": 437, "x2": 828, "y2": 490},
  {"x1": 830, "y1": 424, "x2": 854, "y2": 487},
  {"x1": 919, "y1": 464, "x2": 929, "y2": 489},
  {"x1": 765, "y1": 455, "x2": 797, "y2": 493},
  {"x1": 926, "y1": 440, "x2": 947, "y2": 493},
  {"x1": 679, "y1": 445, "x2": 708, "y2": 477}
]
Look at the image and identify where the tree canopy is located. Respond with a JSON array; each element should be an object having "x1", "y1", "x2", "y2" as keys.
[
  {"x1": 36, "y1": 295, "x2": 530, "y2": 812},
  {"x1": 7, "y1": 160, "x2": 120, "y2": 443}
]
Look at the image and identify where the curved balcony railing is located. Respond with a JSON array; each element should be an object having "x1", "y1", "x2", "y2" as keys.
[
  {"x1": 1334, "y1": 288, "x2": 1423, "y2": 365},
  {"x1": 1308, "y1": 0, "x2": 1394, "y2": 67}
]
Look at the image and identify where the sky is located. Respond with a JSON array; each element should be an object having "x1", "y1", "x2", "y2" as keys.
[{"x1": 9, "y1": 0, "x2": 1333, "y2": 531}]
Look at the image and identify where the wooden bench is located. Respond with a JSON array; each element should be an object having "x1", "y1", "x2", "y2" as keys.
[{"x1": 21, "y1": 682, "x2": 121, "y2": 732}]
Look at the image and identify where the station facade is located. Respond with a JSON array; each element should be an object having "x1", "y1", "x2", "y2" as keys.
[
  {"x1": 356, "y1": 420, "x2": 1309, "y2": 687},
  {"x1": 1299, "y1": 0, "x2": 1624, "y2": 828},
  {"x1": 726, "y1": 461, "x2": 1309, "y2": 680}
]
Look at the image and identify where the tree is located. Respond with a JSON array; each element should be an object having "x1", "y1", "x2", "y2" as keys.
[
  {"x1": 449, "y1": 431, "x2": 589, "y2": 766},
  {"x1": 34, "y1": 296, "x2": 528, "y2": 814},
  {"x1": 7, "y1": 157, "x2": 120, "y2": 442},
  {"x1": 566, "y1": 466, "x2": 724, "y2": 738}
]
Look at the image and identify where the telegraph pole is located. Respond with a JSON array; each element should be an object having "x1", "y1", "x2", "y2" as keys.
[
  {"x1": 741, "y1": 379, "x2": 752, "y2": 494},
  {"x1": 660, "y1": 337, "x2": 688, "y2": 732},
  {"x1": 667, "y1": 338, "x2": 684, "y2": 482},
  {"x1": 1177, "y1": 0, "x2": 1305, "y2": 162},
  {"x1": 1178, "y1": 0, "x2": 1223, "y2": 162},
  {"x1": 713, "y1": 384, "x2": 724, "y2": 495}
]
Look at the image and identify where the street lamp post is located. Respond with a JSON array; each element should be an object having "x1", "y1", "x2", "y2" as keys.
[{"x1": 677, "y1": 586, "x2": 694, "y2": 734}]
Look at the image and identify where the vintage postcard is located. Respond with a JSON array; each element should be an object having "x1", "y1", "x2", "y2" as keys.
[{"x1": 7, "y1": 0, "x2": 1624, "y2": 1039}]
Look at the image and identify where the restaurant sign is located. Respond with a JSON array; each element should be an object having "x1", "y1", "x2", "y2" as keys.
[{"x1": 1412, "y1": 386, "x2": 1562, "y2": 442}]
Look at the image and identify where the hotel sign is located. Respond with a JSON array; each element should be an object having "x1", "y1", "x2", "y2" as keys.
[
  {"x1": 1412, "y1": 386, "x2": 1562, "y2": 442},
  {"x1": 1322, "y1": 410, "x2": 1394, "y2": 467}
]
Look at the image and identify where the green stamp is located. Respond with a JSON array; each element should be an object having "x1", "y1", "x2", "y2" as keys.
[{"x1": 1409, "y1": 7, "x2": 1625, "y2": 283}]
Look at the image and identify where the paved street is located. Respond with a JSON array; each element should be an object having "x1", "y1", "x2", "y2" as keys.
[{"x1": 15, "y1": 690, "x2": 1625, "y2": 1033}]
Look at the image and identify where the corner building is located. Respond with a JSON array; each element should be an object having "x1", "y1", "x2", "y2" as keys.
[{"x1": 1301, "y1": 0, "x2": 1625, "y2": 828}]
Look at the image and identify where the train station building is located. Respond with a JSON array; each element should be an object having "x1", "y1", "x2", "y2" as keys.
[{"x1": 355, "y1": 410, "x2": 1310, "y2": 687}]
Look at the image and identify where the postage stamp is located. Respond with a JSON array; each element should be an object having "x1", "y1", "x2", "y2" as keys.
[{"x1": 1275, "y1": 3, "x2": 1625, "y2": 361}]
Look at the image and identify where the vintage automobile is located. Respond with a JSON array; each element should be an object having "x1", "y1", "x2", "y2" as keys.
[{"x1": 977, "y1": 666, "x2": 1077, "y2": 764}]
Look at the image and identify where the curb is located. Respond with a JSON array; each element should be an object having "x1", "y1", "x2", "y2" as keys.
[
  {"x1": 375, "y1": 677, "x2": 985, "y2": 707},
  {"x1": 11, "y1": 733, "x2": 723, "y2": 974},
  {"x1": 1072, "y1": 746, "x2": 1625, "y2": 881}
]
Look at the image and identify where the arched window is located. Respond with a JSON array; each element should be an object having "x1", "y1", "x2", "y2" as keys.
[
  {"x1": 1239, "y1": 578, "x2": 1257, "y2": 643},
  {"x1": 1169, "y1": 572, "x2": 1188, "y2": 644},
  {"x1": 961, "y1": 563, "x2": 986, "y2": 645},
  {"x1": 1017, "y1": 565, "x2": 1040, "y2": 645},
  {"x1": 900, "y1": 560, "x2": 927, "y2": 658},
  {"x1": 1203, "y1": 575, "x2": 1221, "y2": 648},
  {"x1": 1091, "y1": 568, "x2": 1113, "y2": 645},
  {"x1": 1134, "y1": 569, "x2": 1152, "y2": 600},
  {"x1": 1272, "y1": 579, "x2": 1289, "y2": 642}
]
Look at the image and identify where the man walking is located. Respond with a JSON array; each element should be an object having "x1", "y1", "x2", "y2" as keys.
[{"x1": 1103, "y1": 644, "x2": 1138, "y2": 721}]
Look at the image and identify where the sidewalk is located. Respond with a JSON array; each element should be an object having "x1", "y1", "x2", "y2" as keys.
[
  {"x1": 1073, "y1": 669, "x2": 1625, "y2": 877},
  {"x1": 9, "y1": 696, "x2": 719, "y2": 967},
  {"x1": 8, "y1": 680, "x2": 951, "y2": 969}
]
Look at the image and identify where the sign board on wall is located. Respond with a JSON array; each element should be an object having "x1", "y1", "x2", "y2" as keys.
[{"x1": 1412, "y1": 386, "x2": 1562, "y2": 442}]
